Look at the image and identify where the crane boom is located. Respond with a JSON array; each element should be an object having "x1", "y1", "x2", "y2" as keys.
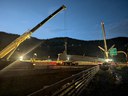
[{"x1": 0, "y1": 5, "x2": 66, "y2": 59}]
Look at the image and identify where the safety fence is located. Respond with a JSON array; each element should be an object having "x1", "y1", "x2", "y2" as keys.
[{"x1": 27, "y1": 65, "x2": 99, "y2": 96}]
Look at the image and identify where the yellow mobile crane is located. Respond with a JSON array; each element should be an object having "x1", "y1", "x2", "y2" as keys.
[{"x1": 0, "y1": 5, "x2": 66, "y2": 60}]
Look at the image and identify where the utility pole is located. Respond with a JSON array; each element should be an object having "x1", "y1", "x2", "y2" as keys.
[{"x1": 64, "y1": 41, "x2": 67, "y2": 54}]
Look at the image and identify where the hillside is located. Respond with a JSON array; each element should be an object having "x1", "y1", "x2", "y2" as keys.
[{"x1": 0, "y1": 31, "x2": 128, "y2": 61}]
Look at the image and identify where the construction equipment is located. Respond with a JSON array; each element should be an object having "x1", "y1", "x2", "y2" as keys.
[
  {"x1": 56, "y1": 60, "x2": 78, "y2": 66},
  {"x1": 0, "y1": 5, "x2": 66, "y2": 60}
]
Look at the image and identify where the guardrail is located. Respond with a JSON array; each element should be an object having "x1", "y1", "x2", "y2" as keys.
[{"x1": 27, "y1": 65, "x2": 99, "y2": 96}]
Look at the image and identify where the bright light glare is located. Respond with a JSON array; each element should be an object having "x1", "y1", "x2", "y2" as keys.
[
  {"x1": 67, "y1": 57, "x2": 70, "y2": 61},
  {"x1": 34, "y1": 53, "x2": 37, "y2": 56},
  {"x1": 27, "y1": 35, "x2": 31, "y2": 39},
  {"x1": 105, "y1": 59, "x2": 113, "y2": 62},
  {"x1": 19, "y1": 56, "x2": 23, "y2": 61}
]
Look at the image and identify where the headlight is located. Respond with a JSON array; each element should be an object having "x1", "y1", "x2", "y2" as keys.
[
  {"x1": 19, "y1": 56, "x2": 23, "y2": 61},
  {"x1": 105, "y1": 59, "x2": 113, "y2": 62}
]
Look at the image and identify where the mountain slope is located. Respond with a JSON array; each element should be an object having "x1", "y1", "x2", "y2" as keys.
[{"x1": 0, "y1": 31, "x2": 128, "y2": 61}]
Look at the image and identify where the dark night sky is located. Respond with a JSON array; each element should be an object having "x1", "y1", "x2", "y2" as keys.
[{"x1": 0, "y1": 0, "x2": 128, "y2": 40}]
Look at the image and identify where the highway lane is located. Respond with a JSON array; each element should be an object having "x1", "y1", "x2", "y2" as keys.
[
  {"x1": 0, "y1": 60, "x2": 97, "y2": 70},
  {"x1": 0, "y1": 61, "x2": 95, "y2": 77}
]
